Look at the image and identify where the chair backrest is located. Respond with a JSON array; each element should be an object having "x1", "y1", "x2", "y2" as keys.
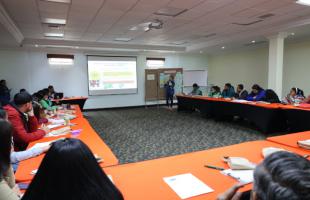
[{"x1": 264, "y1": 89, "x2": 280, "y2": 103}]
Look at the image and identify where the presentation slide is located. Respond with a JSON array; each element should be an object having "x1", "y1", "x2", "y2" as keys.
[{"x1": 88, "y1": 56, "x2": 137, "y2": 95}]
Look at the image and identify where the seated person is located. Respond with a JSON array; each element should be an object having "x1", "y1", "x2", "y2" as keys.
[
  {"x1": 48, "y1": 85, "x2": 56, "y2": 99},
  {"x1": 19, "y1": 88, "x2": 27, "y2": 93},
  {"x1": 0, "y1": 109, "x2": 48, "y2": 172},
  {"x1": 234, "y1": 84, "x2": 248, "y2": 100},
  {"x1": 0, "y1": 79, "x2": 11, "y2": 106},
  {"x1": 32, "y1": 102, "x2": 48, "y2": 124},
  {"x1": 208, "y1": 86, "x2": 222, "y2": 98},
  {"x1": 22, "y1": 138, "x2": 124, "y2": 200},
  {"x1": 0, "y1": 119, "x2": 21, "y2": 200},
  {"x1": 262, "y1": 89, "x2": 280, "y2": 103},
  {"x1": 217, "y1": 151, "x2": 310, "y2": 200},
  {"x1": 39, "y1": 89, "x2": 57, "y2": 111},
  {"x1": 282, "y1": 87, "x2": 305, "y2": 104},
  {"x1": 246, "y1": 84, "x2": 266, "y2": 101},
  {"x1": 222, "y1": 83, "x2": 235, "y2": 98},
  {"x1": 3, "y1": 92, "x2": 49, "y2": 150},
  {"x1": 189, "y1": 83, "x2": 203, "y2": 96}
]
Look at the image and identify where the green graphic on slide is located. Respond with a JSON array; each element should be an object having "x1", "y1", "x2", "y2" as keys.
[
  {"x1": 103, "y1": 71, "x2": 134, "y2": 77},
  {"x1": 104, "y1": 83, "x2": 113, "y2": 89},
  {"x1": 89, "y1": 70, "x2": 100, "y2": 80}
]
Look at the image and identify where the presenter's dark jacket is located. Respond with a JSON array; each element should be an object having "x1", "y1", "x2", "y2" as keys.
[{"x1": 165, "y1": 80, "x2": 175, "y2": 96}]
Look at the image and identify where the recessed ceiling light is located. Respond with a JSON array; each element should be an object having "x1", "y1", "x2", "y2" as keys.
[
  {"x1": 129, "y1": 26, "x2": 138, "y2": 31},
  {"x1": 35, "y1": 44, "x2": 39, "y2": 47},
  {"x1": 44, "y1": 33, "x2": 64, "y2": 38},
  {"x1": 291, "y1": 32, "x2": 295, "y2": 36},
  {"x1": 42, "y1": 18, "x2": 66, "y2": 25},
  {"x1": 154, "y1": 7, "x2": 188, "y2": 17},
  {"x1": 41, "y1": 0, "x2": 71, "y2": 4},
  {"x1": 251, "y1": 40, "x2": 256, "y2": 43},
  {"x1": 296, "y1": 0, "x2": 310, "y2": 6},
  {"x1": 171, "y1": 41, "x2": 187, "y2": 45},
  {"x1": 221, "y1": 46, "x2": 226, "y2": 49},
  {"x1": 199, "y1": 51, "x2": 203, "y2": 54},
  {"x1": 114, "y1": 38, "x2": 132, "y2": 42}
]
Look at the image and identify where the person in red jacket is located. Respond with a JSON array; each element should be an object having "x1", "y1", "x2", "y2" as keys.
[{"x1": 3, "y1": 92, "x2": 49, "y2": 151}]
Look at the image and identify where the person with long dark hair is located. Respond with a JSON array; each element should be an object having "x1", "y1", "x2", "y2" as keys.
[
  {"x1": 246, "y1": 84, "x2": 266, "y2": 101},
  {"x1": 208, "y1": 86, "x2": 222, "y2": 98},
  {"x1": 0, "y1": 119, "x2": 21, "y2": 200},
  {"x1": 39, "y1": 89, "x2": 57, "y2": 111},
  {"x1": 22, "y1": 138, "x2": 124, "y2": 200},
  {"x1": 217, "y1": 151, "x2": 310, "y2": 200}
]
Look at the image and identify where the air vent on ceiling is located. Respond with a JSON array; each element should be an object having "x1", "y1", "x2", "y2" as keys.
[
  {"x1": 48, "y1": 24, "x2": 61, "y2": 29},
  {"x1": 41, "y1": 0, "x2": 71, "y2": 4},
  {"x1": 203, "y1": 33, "x2": 217, "y2": 38},
  {"x1": 258, "y1": 13, "x2": 275, "y2": 19},
  {"x1": 232, "y1": 19, "x2": 263, "y2": 26},
  {"x1": 114, "y1": 38, "x2": 132, "y2": 42},
  {"x1": 170, "y1": 41, "x2": 188, "y2": 45},
  {"x1": 244, "y1": 41, "x2": 267, "y2": 46},
  {"x1": 154, "y1": 7, "x2": 188, "y2": 17}
]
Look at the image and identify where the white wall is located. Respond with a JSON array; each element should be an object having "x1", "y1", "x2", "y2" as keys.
[
  {"x1": 283, "y1": 40, "x2": 310, "y2": 96},
  {"x1": 207, "y1": 39, "x2": 310, "y2": 98},
  {"x1": 208, "y1": 48, "x2": 269, "y2": 92},
  {"x1": 0, "y1": 49, "x2": 208, "y2": 109}
]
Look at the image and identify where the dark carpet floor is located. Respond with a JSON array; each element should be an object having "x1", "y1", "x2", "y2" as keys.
[{"x1": 84, "y1": 107, "x2": 282, "y2": 164}]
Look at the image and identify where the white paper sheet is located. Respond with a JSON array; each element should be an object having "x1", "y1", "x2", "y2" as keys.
[
  {"x1": 48, "y1": 119, "x2": 65, "y2": 125},
  {"x1": 147, "y1": 74, "x2": 155, "y2": 80},
  {"x1": 163, "y1": 173, "x2": 214, "y2": 199},
  {"x1": 221, "y1": 169, "x2": 254, "y2": 184},
  {"x1": 31, "y1": 141, "x2": 51, "y2": 149},
  {"x1": 232, "y1": 99, "x2": 250, "y2": 103},
  {"x1": 47, "y1": 124, "x2": 63, "y2": 129}
]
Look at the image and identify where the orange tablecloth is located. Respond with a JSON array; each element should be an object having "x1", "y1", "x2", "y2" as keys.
[
  {"x1": 103, "y1": 140, "x2": 309, "y2": 200},
  {"x1": 267, "y1": 131, "x2": 310, "y2": 150},
  {"x1": 279, "y1": 104, "x2": 310, "y2": 111},
  {"x1": 15, "y1": 106, "x2": 118, "y2": 182}
]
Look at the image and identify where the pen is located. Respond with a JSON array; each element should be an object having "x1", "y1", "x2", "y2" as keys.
[{"x1": 204, "y1": 165, "x2": 225, "y2": 171}]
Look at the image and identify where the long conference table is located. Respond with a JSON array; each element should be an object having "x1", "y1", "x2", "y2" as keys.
[
  {"x1": 16, "y1": 104, "x2": 310, "y2": 200},
  {"x1": 15, "y1": 106, "x2": 118, "y2": 182},
  {"x1": 177, "y1": 95, "x2": 310, "y2": 133}
]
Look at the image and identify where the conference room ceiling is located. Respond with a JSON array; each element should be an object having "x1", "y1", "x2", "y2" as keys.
[
  {"x1": 0, "y1": 23, "x2": 20, "y2": 47},
  {"x1": 1, "y1": 0, "x2": 310, "y2": 53}
]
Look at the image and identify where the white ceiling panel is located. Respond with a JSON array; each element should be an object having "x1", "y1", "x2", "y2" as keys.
[
  {"x1": 1, "y1": 0, "x2": 310, "y2": 52},
  {"x1": 38, "y1": 1, "x2": 69, "y2": 14}
]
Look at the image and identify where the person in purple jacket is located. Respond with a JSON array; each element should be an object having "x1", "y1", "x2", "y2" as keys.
[{"x1": 246, "y1": 84, "x2": 266, "y2": 101}]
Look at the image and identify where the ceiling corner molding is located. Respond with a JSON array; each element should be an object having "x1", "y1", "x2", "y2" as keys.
[{"x1": 0, "y1": 2, "x2": 24, "y2": 44}]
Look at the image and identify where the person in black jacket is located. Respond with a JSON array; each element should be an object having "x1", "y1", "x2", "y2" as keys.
[
  {"x1": 0, "y1": 80, "x2": 11, "y2": 106},
  {"x1": 262, "y1": 89, "x2": 280, "y2": 103},
  {"x1": 234, "y1": 84, "x2": 248, "y2": 100}
]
